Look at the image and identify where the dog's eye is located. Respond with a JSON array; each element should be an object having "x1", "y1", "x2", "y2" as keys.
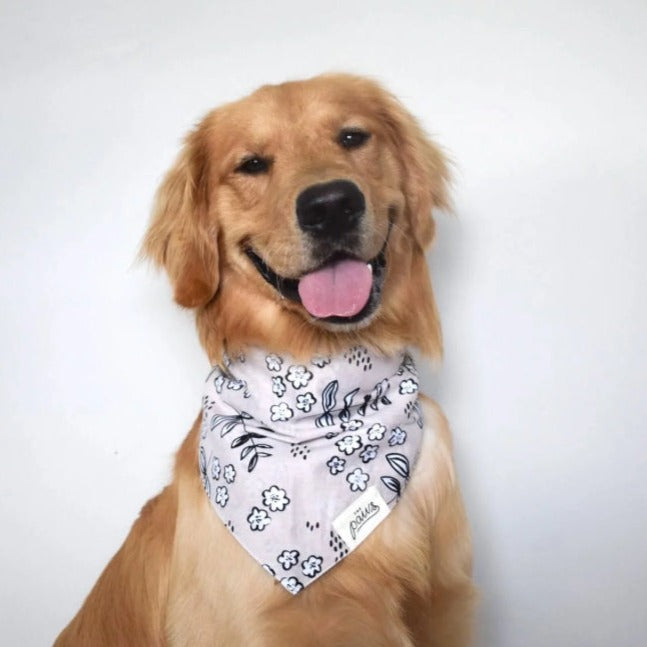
[
  {"x1": 337, "y1": 128, "x2": 371, "y2": 150},
  {"x1": 236, "y1": 156, "x2": 271, "y2": 175}
]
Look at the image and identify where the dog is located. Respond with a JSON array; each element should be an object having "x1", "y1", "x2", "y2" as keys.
[{"x1": 55, "y1": 73, "x2": 476, "y2": 646}]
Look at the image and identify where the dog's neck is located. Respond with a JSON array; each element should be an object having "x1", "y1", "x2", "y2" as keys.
[{"x1": 199, "y1": 345, "x2": 424, "y2": 594}]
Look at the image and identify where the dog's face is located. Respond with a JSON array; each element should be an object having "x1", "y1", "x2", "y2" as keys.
[{"x1": 143, "y1": 74, "x2": 448, "y2": 360}]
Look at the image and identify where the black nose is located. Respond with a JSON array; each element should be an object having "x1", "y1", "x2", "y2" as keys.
[{"x1": 296, "y1": 180, "x2": 365, "y2": 237}]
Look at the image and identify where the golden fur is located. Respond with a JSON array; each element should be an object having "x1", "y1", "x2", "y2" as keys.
[{"x1": 55, "y1": 74, "x2": 476, "y2": 646}]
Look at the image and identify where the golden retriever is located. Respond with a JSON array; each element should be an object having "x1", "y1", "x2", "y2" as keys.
[{"x1": 55, "y1": 73, "x2": 475, "y2": 646}]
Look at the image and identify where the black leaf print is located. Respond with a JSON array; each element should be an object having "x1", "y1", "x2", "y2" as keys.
[
  {"x1": 357, "y1": 394, "x2": 372, "y2": 417},
  {"x1": 405, "y1": 400, "x2": 424, "y2": 429},
  {"x1": 386, "y1": 453, "x2": 410, "y2": 480},
  {"x1": 236, "y1": 435, "x2": 274, "y2": 471},
  {"x1": 339, "y1": 387, "x2": 359, "y2": 423},
  {"x1": 381, "y1": 475, "x2": 402, "y2": 497},
  {"x1": 315, "y1": 380, "x2": 338, "y2": 428},
  {"x1": 230, "y1": 431, "x2": 267, "y2": 448},
  {"x1": 401, "y1": 353, "x2": 417, "y2": 376},
  {"x1": 199, "y1": 446, "x2": 211, "y2": 497},
  {"x1": 202, "y1": 473, "x2": 211, "y2": 498},
  {"x1": 376, "y1": 380, "x2": 392, "y2": 408},
  {"x1": 257, "y1": 425, "x2": 278, "y2": 435},
  {"x1": 357, "y1": 379, "x2": 391, "y2": 415},
  {"x1": 210, "y1": 411, "x2": 253, "y2": 437},
  {"x1": 213, "y1": 415, "x2": 274, "y2": 472},
  {"x1": 322, "y1": 380, "x2": 338, "y2": 410},
  {"x1": 230, "y1": 434, "x2": 250, "y2": 449}
]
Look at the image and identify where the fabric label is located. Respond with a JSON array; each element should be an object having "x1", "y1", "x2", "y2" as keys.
[{"x1": 332, "y1": 486, "x2": 389, "y2": 551}]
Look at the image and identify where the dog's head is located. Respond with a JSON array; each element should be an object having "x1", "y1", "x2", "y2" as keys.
[{"x1": 142, "y1": 74, "x2": 449, "y2": 361}]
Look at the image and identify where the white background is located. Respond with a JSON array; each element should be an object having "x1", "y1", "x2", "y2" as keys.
[{"x1": 1, "y1": 1, "x2": 646, "y2": 645}]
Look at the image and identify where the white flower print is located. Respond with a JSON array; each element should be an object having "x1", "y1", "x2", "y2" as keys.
[
  {"x1": 227, "y1": 378, "x2": 246, "y2": 391},
  {"x1": 340, "y1": 419, "x2": 363, "y2": 432},
  {"x1": 346, "y1": 467, "x2": 369, "y2": 492},
  {"x1": 277, "y1": 549, "x2": 300, "y2": 570},
  {"x1": 262, "y1": 485, "x2": 291, "y2": 512},
  {"x1": 388, "y1": 426, "x2": 407, "y2": 446},
  {"x1": 301, "y1": 554, "x2": 323, "y2": 578},
  {"x1": 215, "y1": 485, "x2": 229, "y2": 507},
  {"x1": 367, "y1": 423, "x2": 387, "y2": 441},
  {"x1": 311, "y1": 355, "x2": 331, "y2": 368},
  {"x1": 326, "y1": 455, "x2": 346, "y2": 475},
  {"x1": 335, "y1": 434, "x2": 362, "y2": 455},
  {"x1": 210, "y1": 456, "x2": 221, "y2": 480},
  {"x1": 272, "y1": 376, "x2": 287, "y2": 397},
  {"x1": 399, "y1": 378, "x2": 418, "y2": 395},
  {"x1": 286, "y1": 365, "x2": 313, "y2": 389},
  {"x1": 295, "y1": 392, "x2": 316, "y2": 413},
  {"x1": 247, "y1": 506, "x2": 271, "y2": 531},
  {"x1": 265, "y1": 354, "x2": 283, "y2": 372},
  {"x1": 280, "y1": 576, "x2": 303, "y2": 594},
  {"x1": 359, "y1": 444, "x2": 379, "y2": 463},
  {"x1": 270, "y1": 402, "x2": 294, "y2": 422},
  {"x1": 223, "y1": 464, "x2": 236, "y2": 484},
  {"x1": 214, "y1": 374, "x2": 225, "y2": 394}
]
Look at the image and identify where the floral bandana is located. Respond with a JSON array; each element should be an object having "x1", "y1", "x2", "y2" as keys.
[{"x1": 199, "y1": 345, "x2": 423, "y2": 594}]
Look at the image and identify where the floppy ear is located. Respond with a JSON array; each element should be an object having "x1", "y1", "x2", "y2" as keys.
[
  {"x1": 141, "y1": 126, "x2": 219, "y2": 308},
  {"x1": 382, "y1": 96, "x2": 450, "y2": 249}
]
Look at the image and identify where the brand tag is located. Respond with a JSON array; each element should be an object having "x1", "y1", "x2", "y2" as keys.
[{"x1": 332, "y1": 486, "x2": 389, "y2": 551}]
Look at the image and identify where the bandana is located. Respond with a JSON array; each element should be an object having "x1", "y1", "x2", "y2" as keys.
[{"x1": 199, "y1": 345, "x2": 423, "y2": 594}]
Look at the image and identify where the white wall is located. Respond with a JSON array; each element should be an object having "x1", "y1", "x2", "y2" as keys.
[{"x1": 1, "y1": 1, "x2": 646, "y2": 645}]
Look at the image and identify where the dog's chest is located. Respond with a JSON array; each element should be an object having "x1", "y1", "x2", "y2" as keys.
[{"x1": 166, "y1": 413, "x2": 439, "y2": 646}]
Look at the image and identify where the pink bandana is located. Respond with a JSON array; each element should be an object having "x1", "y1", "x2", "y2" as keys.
[{"x1": 199, "y1": 346, "x2": 423, "y2": 594}]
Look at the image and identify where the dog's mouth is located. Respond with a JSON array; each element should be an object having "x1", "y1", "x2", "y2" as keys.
[{"x1": 244, "y1": 235, "x2": 389, "y2": 325}]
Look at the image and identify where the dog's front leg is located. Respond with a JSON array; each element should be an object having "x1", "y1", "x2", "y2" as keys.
[
  {"x1": 54, "y1": 486, "x2": 177, "y2": 647},
  {"x1": 404, "y1": 483, "x2": 476, "y2": 647}
]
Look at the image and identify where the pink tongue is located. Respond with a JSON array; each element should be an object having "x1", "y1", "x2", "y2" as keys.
[{"x1": 298, "y1": 258, "x2": 373, "y2": 318}]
